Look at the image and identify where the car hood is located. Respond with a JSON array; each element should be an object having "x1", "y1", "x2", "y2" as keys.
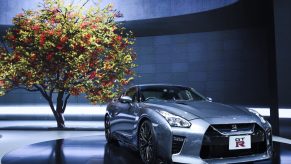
[{"x1": 143, "y1": 100, "x2": 253, "y2": 121}]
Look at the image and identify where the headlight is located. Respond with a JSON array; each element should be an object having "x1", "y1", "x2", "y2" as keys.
[
  {"x1": 157, "y1": 110, "x2": 191, "y2": 128},
  {"x1": 248, "y1": 109, "x2": 266, "y2": 124}
]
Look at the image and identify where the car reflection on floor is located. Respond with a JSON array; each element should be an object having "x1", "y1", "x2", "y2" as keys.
[
  {"x1": 102, "y1": 143, "x2": 142, "y2": 164},
  {"x1": 1, "y1": 134, "x2": 289, "y2": 164}
]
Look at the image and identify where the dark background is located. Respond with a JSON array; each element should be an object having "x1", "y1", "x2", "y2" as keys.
[{"x1": 0, "y1": 0, "x2": 290, "y2": 107}]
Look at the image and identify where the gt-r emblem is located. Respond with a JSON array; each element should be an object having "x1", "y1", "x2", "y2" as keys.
[
  {"x1": 231, "y1": 124, "x2": 238, "y2": 131},
  {"x1": 235, "y1": 137, "x2": 245, "y2": 147}
]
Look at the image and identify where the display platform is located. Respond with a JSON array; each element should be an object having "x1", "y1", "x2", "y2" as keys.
[
  {"x1": 1, "y1": 134, "x2": 290, "y2": 164},
  {"x1": 1, "y1": 135, "x2": 142, "y2": 164}
]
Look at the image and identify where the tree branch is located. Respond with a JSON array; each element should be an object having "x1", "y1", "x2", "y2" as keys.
[
  {"x1": 80, "y1": 0, "x2": 90, "y2": 10},
  {"x1": 74, "y1": 0, "x2": 90, "y2": 23},
  {"x1": 33, "y1": 84, "x2": 49, "y2": 100},
  {"x1": 62, "y1": 93, "x2": 70, "y2": 113},
  {"x1": 49, "y1": 88, "x2": 54, "y2": 98},
  {"x1": 33, "y1": 84, "x2": 57, "y2": 115}
]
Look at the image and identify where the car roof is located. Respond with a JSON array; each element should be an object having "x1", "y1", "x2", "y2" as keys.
[{"x1": 132, "y1": 83, "x2": 189, "y2": 88}]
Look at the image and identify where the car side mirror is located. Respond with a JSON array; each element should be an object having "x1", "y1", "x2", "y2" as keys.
[
  {"x1": 120, "y1": 96, "x2": 133, "y2": 103},
  {"x1": 206, "y1": 97, "x2": 213, "y2": 102}
]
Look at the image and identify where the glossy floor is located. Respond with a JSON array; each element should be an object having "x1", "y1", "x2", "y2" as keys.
[
  {"x1": 1, "y1": 135, "x2": 141, "y2": 164},
  {"x1": 0, "y1": 130, "x2": 100, "y2": 163},
  {"x1": 1, "y1": 117, "x2": 291, "y2": 164},
  {"x1": 1, "y1": 134, "x2": 291, "y2": 164}
]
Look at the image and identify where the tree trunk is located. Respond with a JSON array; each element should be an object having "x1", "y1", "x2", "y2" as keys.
[
  {"x1": 56, "y1": 91, "x2": 66, "y2": 128},
  {"x1": 35, "y1": 85, "x2": 69, "y2": 129},
  {"x1": 47, "y1": 99, "x2": 66, "y2": 128},
  {"x1": 46, "y1": 91, "x2": 66, "y2": 128},
  {"x1": 56, "y1": 113, "x2": 65, "y2": 128}
]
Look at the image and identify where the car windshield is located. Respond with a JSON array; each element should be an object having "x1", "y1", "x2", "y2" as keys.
[{"x1": 140, "y1": 86, "x2": 205, "y2": 102}]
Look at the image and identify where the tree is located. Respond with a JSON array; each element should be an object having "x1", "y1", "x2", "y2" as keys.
[{"x1": 0, "y1": 0, "x2": 136, "y2": 128}]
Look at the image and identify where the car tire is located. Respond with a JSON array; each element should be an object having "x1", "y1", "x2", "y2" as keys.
[
  {"x1": 105, "y1": 114, "x2": 118, "y2": 144},
  {"x1": 138, "y1": 120, "x2": 157, "y2": 164}
]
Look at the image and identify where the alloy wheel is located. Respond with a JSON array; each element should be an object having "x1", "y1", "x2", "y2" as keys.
[
  {"x1": 139, "y1": 120, "x2": 156, "y2": 164},
  {"x1": 105, "y1": 115, "x2": 111, "y2": 142}
]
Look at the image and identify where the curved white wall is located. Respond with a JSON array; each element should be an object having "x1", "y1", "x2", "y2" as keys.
[{"x1": 0, "y1": 0, "x2": 238, "y2": 25}]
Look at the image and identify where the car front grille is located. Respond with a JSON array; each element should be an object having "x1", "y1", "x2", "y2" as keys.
[
  {"x1": 172, "y1": 135, "x2": 185, "y2": 154},
  {"x1": 200, "y1": 123, "x2": 267, "y2": 159},
  {"x1": 210, "y1": 123, "x2": 255, "y2": 135}
]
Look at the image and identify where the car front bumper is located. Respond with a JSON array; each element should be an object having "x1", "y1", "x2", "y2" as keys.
[{"x1": 154, "y1": 118, "x2": 272, "y2": 164}]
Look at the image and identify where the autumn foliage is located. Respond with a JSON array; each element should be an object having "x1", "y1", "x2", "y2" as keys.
[{"x1": 0, "y1": 0, "x2": 136, "y2": 127}]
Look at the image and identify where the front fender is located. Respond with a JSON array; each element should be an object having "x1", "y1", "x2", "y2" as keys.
[{"x1": 133, "y1": 107, "x2": 173, "y2": 161}]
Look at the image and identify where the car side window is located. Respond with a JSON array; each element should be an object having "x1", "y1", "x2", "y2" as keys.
[{"x1": 124, "y1": 87, "x2": 138, "y2": 102}]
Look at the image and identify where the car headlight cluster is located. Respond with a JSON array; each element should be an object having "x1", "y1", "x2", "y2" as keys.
[
  {"x1": 157, "y1": 110, "x2": 191, "y2": 128},
  {"x1": 248, "y1": 109, "x2": 266, "y2": 124}
]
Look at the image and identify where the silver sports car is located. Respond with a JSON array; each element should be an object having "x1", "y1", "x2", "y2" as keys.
[{"x1": 105, "y1": 84, "x2": 272, "y2": 164}]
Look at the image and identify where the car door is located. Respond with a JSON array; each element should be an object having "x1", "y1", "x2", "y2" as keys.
[{"x1": 112, "y1": 87, "x2": 138, "y2": 140}]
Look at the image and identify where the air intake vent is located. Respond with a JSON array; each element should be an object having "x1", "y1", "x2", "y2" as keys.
[{"x1": 172, "y1": 136, "x2": 185, "y2": 154}]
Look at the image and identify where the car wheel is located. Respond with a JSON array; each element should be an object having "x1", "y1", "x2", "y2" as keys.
[
  {"x1": 138, "y1": 120, "x2": 157, "y2": 164},
  {"x1": 105, "y1": 114, "x2": 117, "y2": 144}
]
